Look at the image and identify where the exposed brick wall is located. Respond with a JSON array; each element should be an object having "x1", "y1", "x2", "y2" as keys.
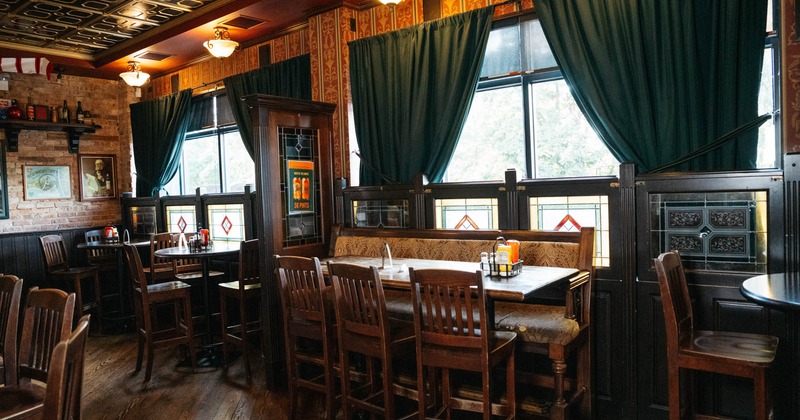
[{"x1": 0, "y1": 72, "x2": 133, "y2": 234}]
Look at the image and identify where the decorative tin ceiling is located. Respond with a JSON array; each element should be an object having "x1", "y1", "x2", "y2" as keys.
[{"x1": 0, "y1": 0, "x2": 214, "y2": 57}]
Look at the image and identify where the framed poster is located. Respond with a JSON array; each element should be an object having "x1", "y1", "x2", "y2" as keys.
[
  {"x1": 0, "y1": 143, "x2": 7, "y2": 219},
  {"x1": 23, "y1": 165, "x2": 71, "y2": 200},
  {"x1": 286, "y1": 160, "x2": 314, "y2": 214},
  {"x1": 79, "y1": 154, "x2": 116, "y2": 201}
]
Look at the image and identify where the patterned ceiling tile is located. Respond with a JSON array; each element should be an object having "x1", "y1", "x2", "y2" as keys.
[{"x1": 0, "y1": 0, "x2": 214, "y2": 55}]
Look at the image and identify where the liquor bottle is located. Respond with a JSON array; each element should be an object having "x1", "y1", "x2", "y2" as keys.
[
  {"x1": 76, "y1": 101, "x2": 84, "y2": 124},
  {"x1": 25, "y1": 97, "x2": 34, "y2": 121},
  {"x1": 50, "y1": 106, "x2": 57, "y2": 123},
  {"x1": 61, "y1": 100, "x2": 69, "y2": 123}
]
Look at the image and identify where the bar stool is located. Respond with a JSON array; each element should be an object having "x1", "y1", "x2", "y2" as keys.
[
  {"x1": 219, "y1": 239, "x2": 261, "y2": 379},
  {"x1": 39, "y1": 234, "x2": 102, "y2": 324},
  {"x1": 655, "y1": 251, "x2": 778, "y2": 420},
  {"x1": 0, "y1": 274, "x2": 22, "y2": 385}
]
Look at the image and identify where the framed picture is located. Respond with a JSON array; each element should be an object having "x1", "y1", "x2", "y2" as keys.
[
  {"x1": 79, "y1": 154, "x2": 116, "y2": 201},
  {"x1": 23, "y1": 165, "x2": 71, "y2": 200},
  {"x1": 0, "y1": 143, "x2": 8, "y2": 219}
]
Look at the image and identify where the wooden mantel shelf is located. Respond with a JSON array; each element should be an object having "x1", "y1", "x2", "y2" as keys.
[{"x1": 0, "y1": 120, "x2": 101, "y2": 154}]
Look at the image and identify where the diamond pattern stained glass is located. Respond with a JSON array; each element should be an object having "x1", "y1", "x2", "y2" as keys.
[{"x1": 530, "y1": 195, "x2": 609, "y2": 267}]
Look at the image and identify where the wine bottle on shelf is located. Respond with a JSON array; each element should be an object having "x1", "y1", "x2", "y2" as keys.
[
  {"x1": 25, "y1": 97, "x2": 34, "y2": 121},
  {"x1": 61, "y1": 100, "x2": 69, "y2": 123},
  {"x1": 76, "y1": 100, "x2": 84, "y2": 124}
]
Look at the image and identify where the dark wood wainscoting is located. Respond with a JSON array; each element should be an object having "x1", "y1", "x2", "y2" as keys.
[{"x1": 0, "y1": 227, "x2": 92, "y2": 291}]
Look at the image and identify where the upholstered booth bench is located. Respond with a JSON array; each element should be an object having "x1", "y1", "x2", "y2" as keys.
[{"x1": 328, "y1": 225, "x2": 595, "y2": 419}]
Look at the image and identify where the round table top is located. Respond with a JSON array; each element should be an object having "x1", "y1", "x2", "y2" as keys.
[
  {"x1": 153, "y1": 241, "x2": 240, "y2": 259},
  {"x1": 740, "y1": 272, "x2": 800, "y2": 312},
  {"x1": 78, "y1": 240, "x2": 149, "y2": 249}
]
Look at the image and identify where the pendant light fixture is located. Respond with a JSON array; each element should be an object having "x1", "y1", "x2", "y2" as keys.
[
  {"x1": 203, "y1": 26, "x2": 239, "y2": 59},
  {"x1": 119, "y1": 61, "x2": 150, "y2": 98},
  {"x1": 379, "y1": 0, "x2": 402, "y2": 9}
]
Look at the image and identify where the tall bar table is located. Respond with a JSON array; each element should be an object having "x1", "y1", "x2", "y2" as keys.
[
  {"x1": 77, "y1": 238, "x2": 149, "y2": 333},
  {"x1": 154, "y1": 241, "x2": 240, "y2": 365},
  {"x1": 740, "y1": 272, "x2": 800, "y2": 419}
]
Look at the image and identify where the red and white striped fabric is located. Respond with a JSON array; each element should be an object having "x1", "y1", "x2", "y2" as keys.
[{"x1": 0, "y1": 57, "x2": 52, "y2": 80}]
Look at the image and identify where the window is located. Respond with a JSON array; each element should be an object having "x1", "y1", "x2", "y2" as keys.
[
  {"x1": 444, "y1": 17, "x2": 619, "y2": 182},
  {"x1": 443, "y1": 10, "x2": 780, "y2": 182},
  {"x1": 163, "y1": 94, "x2": 255, "y2": 195}
]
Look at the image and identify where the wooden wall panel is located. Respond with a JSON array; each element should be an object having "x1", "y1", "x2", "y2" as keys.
[{"x1": 783, "y1": 0, "x2": 800, "y2": 153}]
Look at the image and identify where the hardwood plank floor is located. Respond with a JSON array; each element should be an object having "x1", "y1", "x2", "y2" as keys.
[{"x1": 81, "y1": 333, "x2": 326, "y2": 420}]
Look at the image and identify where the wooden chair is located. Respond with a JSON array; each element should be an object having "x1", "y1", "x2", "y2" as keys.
[
  {"x1": 123, "y1": 243, "x2": 196, "y2": 382},
  {"x1": 17, "y1": 287, "x2": 75, "y2": 386},
  {"x1": 0, "y1": 315, "x2": 90, "y2": 420},
  {"x1": 84, "y1": 229, "x2": 117, "y2": 273},
  {"x1": 409, "y1": 268, "x2": 516, "y2": 419},
  {"x1": 275, "y1": 255, "x2": 337, "y2": 420},
  {"x1": 0, "y1": 274, "x2": 22, "y2": 385},
  {"x1": 147, "y1": 232, "x2": 180, "y2": 284},
  {"x1": 328, "y1": 262, "x2": 417, "y2": 420},
  {"x1": 494, "y1": 226, "x2": 595, "y2": 419},
  {"x1": 39, "y1": 234, "x2": 103, "y2": 323},
  {"x1": 654, "y1": 251, "x2": 778, "y2": 420},
  {"x1": 219, "y1": 239, "x2": 261, "y2": 379}
]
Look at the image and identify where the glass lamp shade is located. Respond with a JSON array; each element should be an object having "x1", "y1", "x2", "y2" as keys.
[
  {"x1": 203, "y1": 39, "x2": 239, "y2": 58},
  {"x1": 379, "y1": 0, "x2": 402, "y2": 5},
  {"x1": 119, "y1": 70, "x2": 150, "y2": 87}
]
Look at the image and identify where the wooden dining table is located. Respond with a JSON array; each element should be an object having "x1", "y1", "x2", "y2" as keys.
[{"x1": 320, "y1": 255, "x2": 580, "y2": 326}]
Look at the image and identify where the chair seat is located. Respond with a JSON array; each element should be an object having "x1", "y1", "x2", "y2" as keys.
[
  {"x1": 219, "y1": 280, "x2": 261, "y2": 292},
  {"x1": 51, "y1": 266, "x2": 98, "y2": 278},
  {"x1": 422, "y1": 330, "x2": 516, "y2": 371},
  {"x1": 144, "y1": 280, "x2": 191, "y2": 294},
  {"x1": 680, "y1": 330, "x2": 778, "y2": 366},
  {"x1": 495, "y1": 301, "x2": 580, "y2": 346},
  {"x1": 0, "y1": 380, "x2": 45, "y2": 419},
  {"x1": 175, "y1": 270, "x2": 225, "y2": 281}
]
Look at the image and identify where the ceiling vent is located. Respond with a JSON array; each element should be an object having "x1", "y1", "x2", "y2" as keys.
[
  {"x1": 134, "y1": 51, "x2": 174, "y2": 61},
  {"x1": 222, "y1": 15, "x2": 266, "y2": 30}
]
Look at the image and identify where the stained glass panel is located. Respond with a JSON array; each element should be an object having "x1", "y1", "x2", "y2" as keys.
[
  {"x1": 352, "y1": 200, "x2": 409, "y2": 228},
  {"x1": 650, "y1": 192, "x2": 768, "y2": 272},
  {"x1": 280, "y1": 127, "x2": 322, "y2": 246},
  {"x1": 207, "y1": 203, "x2": 245, "y2": 244},
  {"x1": 165, "y1": 205, "x2": 196, "y2": 233},
  {"x1": 530, "y1": 195, "x2": 609, "y2": 267},
  {"x1": 434, "y1": 198, "x2": 498, "y2": 230}
]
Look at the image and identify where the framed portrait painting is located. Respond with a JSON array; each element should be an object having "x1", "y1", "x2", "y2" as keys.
[
  {"x1": 23, "y1": 165, "x2": 71, "y2": 200},
  {"x1": 79, "y1": 154, "x2": 117, "y2": 201}
]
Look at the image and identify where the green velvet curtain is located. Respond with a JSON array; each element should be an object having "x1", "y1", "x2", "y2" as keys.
[
  {"x1": 224, "y1": 54, "x2": 311, "y2": 158},
  {"x1": 349, "y1": 7, "x2": 494, "y2": 185},
  {"x1": 130, "y1": 89, "x2": 193, "y2": 197},
  {"x1": 533, "y1": 0, "x2": 768, "y2": 172}
]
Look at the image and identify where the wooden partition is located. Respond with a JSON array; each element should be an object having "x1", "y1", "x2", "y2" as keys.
[{"x1": 245, "y1": 94, "x2": 336, "y2": 388}]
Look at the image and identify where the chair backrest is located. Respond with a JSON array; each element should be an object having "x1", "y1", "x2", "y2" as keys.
[
  {"x1": 275, "y1": 255, "x2": 329, "y2": 330},
  {"x1": 328, "y1": 262, "x2": 389, "y2": 344},
  {"x1": 123, "y1": 243, "x2": 154, "y2": 329},
  {"x1": 39, "y1": 234, "x2": 70, "y2": 274},
  {"x1": 43, "y1": 314, "x2": 90, "y2": 420},
  {"x1": 171, "y1": 233, "x2": 204, "y2": 275},
  {"x1": 0, "y1": 274, "x2": 22, "y2": 385},
  {"x1": 84, "y1": 229, "x2": 115, "y2": 264},
  {"x1": 409, "y1": 268, "x2": 488, "y2": 353},
  {"x1": 18, "y1": 287, "x2": 75, "y2": 384},
  {"x1": 238, "y1": 239, "x2": 260, "y2": 291},
  {"x1": 654, "y1": 251, "x2": 694, "y2": 356},
  {"x1": 150, "y1": 232, "x2": 178, "y2": 279}
]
